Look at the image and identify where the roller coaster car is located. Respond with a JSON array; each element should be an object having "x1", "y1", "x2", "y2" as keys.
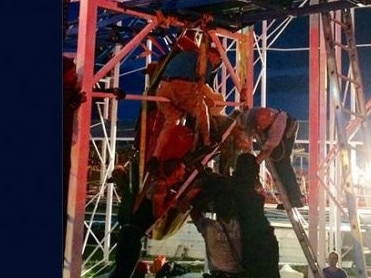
[
  {"x1": 112, "y1": 105, "x2": 244, "y2": 240},
  {"x1": 113, "y1": 28, "x2": 249, "y2": 240}
]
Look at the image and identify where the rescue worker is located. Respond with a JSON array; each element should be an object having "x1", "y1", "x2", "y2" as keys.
[
  {"x1": 232, "y1": 153, "x2": 280, "y2": 278},
  {"x1": 109, "y1": 159, "x2": 186, "y2": 278},
  {"x1": 190, "y1": 179, "x2": 245, "y2": 278},
  {"x1": 147, "y1": 47, "x2": 222, "y2": 173},
  {"x1": 190, "y1": 153, "x2": 280, "y2": 278},
  {"x1": 237, "y1": 107, "x2": 304, "y2": 208}
]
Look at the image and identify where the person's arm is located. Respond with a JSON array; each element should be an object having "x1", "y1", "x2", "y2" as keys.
[
  {"x1": 71, "y1": 90, "x2": 87, "y2": 110},
  {"x1": 256, "y1": 111, "x2": 288, "y2": 164},
  {"x1": 233, "y1": 125, "x2": 253, "y2": 152},
  {"x1": 256, "y1": 149, "x2": 271, "y2": 164},
  {"x1": 64, "y1": 89, "x2": 87, "y2": 112}
]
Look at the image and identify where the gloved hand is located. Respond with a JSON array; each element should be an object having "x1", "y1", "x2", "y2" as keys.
[{"x1": 69, "y1": 91, "x2": 87, "y2": 110}]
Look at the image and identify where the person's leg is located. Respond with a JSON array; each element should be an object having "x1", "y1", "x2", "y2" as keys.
[
  {"x1": 273, "y1": 159, "x2": 302, "y2": 203},
  {"x1": 109, "y1": 225, "x2": 143, "y2": 278},
  {"x1": 257, "y1": 229, "x2": 280, "y2": 278},
  {"x1": 174, "y1": 81, "x2": 212, "y2": 149},
  {"x1": 153, "y1": 85, "x2": 183, "y2": 159},
  {"x1": 241, "y1": 237, "x2": 256, "y2": 278},
  {"x1": 242, "y1": 229, "x2": 280, "y2": 278},
  {"x1": 148, "y1": 82, "x2": 183, "y2": 174},
  {"x1": 151, "y1": 115, "x2": 179, "y2": 158},
  {"x1": 271, "y1": 138, "x2": 303, "y2": 207},
  {"x1": 192, "y1": 97, "x2": 211, "y2": 147},
  {"x1": 110, "y1": 199, "x2": 155, "y2": 278}
]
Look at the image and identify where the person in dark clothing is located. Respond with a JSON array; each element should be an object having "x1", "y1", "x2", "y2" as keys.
[
  {"x1": 111, "y1": 161, "x2": 140, "y2": 227},
  {"x1": 323, "y1": 251, "x2": 348, "y2": 278},
  {"x1": 237, "y1": 107, "x2": 304, "y2": 208},
  {"x1": 190, "y1": 189, "x2": 245, "y2": 278},
  {"x1": 63, "y1": 56, "x2": 86, "y2": 252},
  {"x1": 232, "y1": 152, "x2": 281, "y2": 278},
  {"x1": 109, "y1": 159, "x2": 186, "y2": 278}
]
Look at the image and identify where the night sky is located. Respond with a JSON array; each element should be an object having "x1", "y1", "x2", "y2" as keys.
[
  {"x1": 64, "y1": 4, "x2": 371, "y2": 122},
  {"x1": 115, "y1": 9, "x2": 371, "y2": 123}
]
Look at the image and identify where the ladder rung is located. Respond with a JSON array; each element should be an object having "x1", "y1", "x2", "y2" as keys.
[
  {"x1": 333, "y1": 41, "x2": 350, "y2": 51},
  {"x1": 339, "y1": 108, "x2": 355, "y2": 117},
  {"x1": 267, "y1": 160, "x2": 325, "y2": 278},
  {"x1": 321, "y1": 11, "x2": 369, "y2": 276},
  {"x1": 329, "y1": 16, "x2": 347, "y2": 29},
  {"x1": 338, "y1": 73, "x2": 359, "y2": 85},
  {"x1": 348, "y1": 111, "x2": 366, "y2": 121}
]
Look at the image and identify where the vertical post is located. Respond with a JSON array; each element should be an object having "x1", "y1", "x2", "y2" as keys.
[
  {"x1": 321, "y1": 11, "x2": 367, "y2": 278},
  {"x1": 103, "y1": 44, "x2": 121, "y2": 260},
  {"x1": 138, "y1": 38, "x2": 152, "y2": 188},
  {"x1": 209, "y1": 30, "x2": 242, "y2": 93},
  {"x1": 308, "y1": 3, "x2": 322, "y2": 275},
  {"x1": 260, "y1": 20, "x2": 267, "y2": 107},
  {"x1": 221, "y1": 37, "x2": 228, "y2": 110},
  {"x1": 245, "y1": 26, "x2": 254, "y2": 109},
  {"x1": 332, "y1": 9, "x2": 343, "y2": 259},
  {"x1": 237, "y1": 26, "x2": 254, "y2": 109},
  {"x1": 318, "y1": 11, "x2": 328, "y2": 268},
  {"x1": 63, "y1": 0, "x2": 97, "y2": 277}
]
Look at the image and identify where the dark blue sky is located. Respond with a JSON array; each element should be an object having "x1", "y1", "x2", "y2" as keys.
[{"x1": 256, "y1": 9, "x2": 371, "y2": 120}]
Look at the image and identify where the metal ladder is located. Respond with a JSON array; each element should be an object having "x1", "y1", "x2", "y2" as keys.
[
  {"x1": 320, "y1": 7, "x2": 369, "y2": 278},
  {"x1": 266, "y1": 8, "x2": 370, "y2": 278},
  {"x1": 265, "y1": 159, "x2": 326, "y2": 278}
]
